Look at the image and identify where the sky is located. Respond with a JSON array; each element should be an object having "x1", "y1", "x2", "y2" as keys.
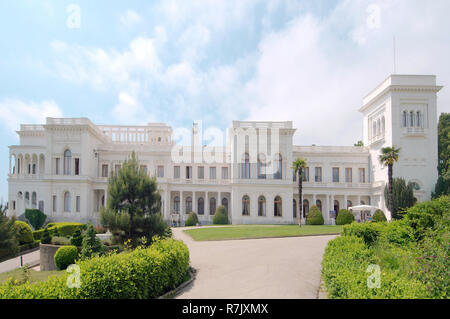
[{"x1": 0, "y1": 0, "x2": 449, "y2": 201}]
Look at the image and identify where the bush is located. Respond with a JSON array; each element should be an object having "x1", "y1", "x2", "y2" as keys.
[
  {"x1": 342, "y1": 222, "x2": 387, "y2": 246},
  {"x1": 81, "y1": 224, "x2": 105, "y2": 259},
  {"x1": 54, "y1": 246, "x2": 78, "y2": 270},
  {"x1": 0, "y1": 238, "x2": 190, "y2": 299},
  {"x1": 185, "y1": 212, "x2": 198, "y2": 227},
  {"x1": 51, "y1": 236, "x2": 71, "y2": 246},
  {"x1": 306, "y1": 206, "x2": 324, "y2": 225},
  {"x1": 40, "y1": 228, "x2": 51, "y2": 244},
  {"x1": 212, "y1": 206, "x2": 228, "y2": 225},
  {"x1": 14, "y1": 221, "x2": 34, "y2": 245},
  {"x1": 372, "y1": 209, "x2": 387, "y2": 222},
  {"x1": 0, "y1": 214, "x2": 19, "y2": 261},
  {"x1": 336, "y1": 209, "x2": 355, "y2": 225},
  {"x1": 70, "y1": 229, "x2": 83, "y2": 247},
  {"x1": 33, "y1": 222, "x2": 84, "y2": 240},
  {"x1": 24, "y1": 209, "x2": 46, "y2": 231}
]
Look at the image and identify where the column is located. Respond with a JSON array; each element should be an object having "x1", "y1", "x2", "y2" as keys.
[
  {"x1": 313, "y1": 194, "x2": 316, "y2": 207},
  {"x1": 193, "y1": 191, "x2": 197, "y2": 215},
  {"x1": 181, "y1": 191, "x2": 185, "y2": 224},
  {"x1": 164, "y1": 190, "x2": 170, "y2": 219},
  {"x1": 357, "y1": 195, "x2": 361, "y2": 206},
  {"x1": 331, "y1": 194, "x2": 335, "y2": 225},
  {"x1": 205, "y1": 191, "x2": 209, "y2": 220},
  {"x1": 344, "y1": 194, "x2": 348, "y2": 209}
]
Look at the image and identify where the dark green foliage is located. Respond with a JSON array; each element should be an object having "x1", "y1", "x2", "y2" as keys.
[
  {"x1": 54, "y1": 246, "x2": 78, "y2": 270},
  {"x1": 0, "y1": 201, "x2": 7, "y2": 216},
  {"x1": 212, "y1": 206, "x2": 228, "y2": 224},
  {"x1": 372, "y1": 209, "x2": 387, "y2": 222},
  {"x1": 336, "y1": 209, "x2": 354, "y2": 225},
  {"x1": 305, "y1": 205, "x2": 324, "y2": 225},
  {"x1": 40, "y1": 228, "x2": 51, "y2": 244},
  {"x1": 185, "y1": 212, "x2": 199, "y2": 226},
  {"x1": 13, "y1": 221, "x2": 34, "y2": 245},
  {"x1": 100, "y1": 152, "x2": 169, "y2": 246},
  {"x1": 81, "y1": 224, "x2": 105, "y2": 259},
  {"x1": 70, "y1": 229, "x2": 83, "y2": 247},
  {"x1": 384, "y1": 178, "x2": 415, "y2": 219},
  {"x1": 0, "y1": 214, "x2": 18, "y2": 261},
  {"x1": 24, "y1": 209, "x2": 46, "y2": 230},
  {"x1": 433, "y1": 113, "x2": 450, "y2": 198},
  {"x1": 33, "y1": 222, "x2": 83, "y2": 240},
  {"x1": 0, "y1": 238, "x2": 189, "y2": 299}
]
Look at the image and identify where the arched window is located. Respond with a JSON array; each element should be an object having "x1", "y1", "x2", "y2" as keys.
[
  {"x1": 64, "y1": 149, "x2": 72, "y2": 175},
  {"x1": 316, "y1": 199, "x2": 322, "y2": 212},
  {"x1": 186, "y1": 196, "x2": 192, "y2": 214},
  {"x1": 242, "y1": 195, "x2": 250, "y2": 216},
  {"x1": 242, "y1": 153, "x2": 250, "y2": 179},
  {"x1": 347, "y1": 200, "x2": 352, "y2": 209},
  {"x1": 64, "y1": 192, "x2": 71, "y2": 212},
  {"x1": 258, "y1": 154, "x2": 266, "y2": 179},
  {"x1": 409, "y1": 111, "x2": 414, "y2": 127},
  {"x1": 209, "y1": 197, "x2": 216, "y2": 215},
  {"x1": 274, "y1": 196, "x2": 282, "y2": 216},
  {"x1": 174, "y1": 196, "x2": 180, "y2": 213},
  {"x1": 198, "y1": 197, "x2": 204, "y2": 215},
  {"x1": 274, "y1": 154, "x2": 282, "y2": 179},
  {"x1": 32, "y1": 192, "x2": 37, "y2": 209},
  {"x1": 222, "y1": 198, "x2": 228, "y2": 213},
  {"x1": 402, "y1": 111, "x2": 407, "y2": 127},
  {"x1": 303, "y1": 199, "x2": 309, "y2": 217},
  {"x1": 293, "y1": 199, "x2": 297, "y2": 218},
  {"x1": 258, "y1": 196, "x2": 266, "y2": 216}
]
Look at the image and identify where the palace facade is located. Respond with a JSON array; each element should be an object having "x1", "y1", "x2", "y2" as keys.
[{"x1": 6, "y1": 74, "x2": 442, "y2": 225}]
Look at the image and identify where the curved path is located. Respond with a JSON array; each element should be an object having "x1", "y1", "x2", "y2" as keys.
[{"x1": 172, "y1": 227, "x2": 337, "y2": 299}]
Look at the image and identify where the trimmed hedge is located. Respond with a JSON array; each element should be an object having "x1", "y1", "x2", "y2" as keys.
[
  {"x1": 14, "y1": 221, "x2": 34, "y2": 245},
  {"x1": 336, "y1": 209, "x2": 355, "y2": 225},
  {"x1": 24, "y1": 209, "x2": 46, "y2": 230},
  {"x1": 305, "y1": 206, "x2": 324, "y2": 225},
  {"x1": 54, "y1": 246, "x2": 79, "y2": 270},
  {"x1": 0, "y1": 238, "x2": 190, "y2": 299},
  {"x1": 33, "y1": 222, "x2": 84, "y2": 240},
  {"x1": 372, "y1": 209, "x2": 387, "y2": 222},
  {"x1": 212, "y1": 206, "x2": 228, "y2": 225},
  {"x1": 185, "y1": 212, "x2": 199, "y2": 227}
]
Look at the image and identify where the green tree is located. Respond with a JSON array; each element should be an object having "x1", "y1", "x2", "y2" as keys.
[
  {"x1": 379, "y1": 146, "x2": 401, "y2": 216},
  {"x1": 0, "y1": 200, "x2": 7, "y2": 216},
  {"x1": 354, "y1": 140, "x2": 364, "y2": 147},
  {"x1": 0, "y1": 214, "x2": 18, "y2": 260},
  {"x1": 100, "y1": 151, "x2": 168, "y2": 245},
  {"x1": 292, "y1": 157, "x2": 307, "y2": 227},
  {"x1": 81, "y1": 224, "x2": 105, "y2": 259},
  {"x1": 24, "y1": 209, "x2": 47, "y2": 230},
  {"x1": 384, "y1": 178, "x2": 415, "y2": 219},
  {"x1": 433, "y1": 113, "x2": 450, "y2": 197}
]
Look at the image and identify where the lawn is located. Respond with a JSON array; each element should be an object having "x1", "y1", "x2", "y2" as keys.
[
  {"x1": 183, "y1": 224, "x2": 342, "y2": 241},
  {"x1": 0, "y1": 268, "x2": 63, "y2": 285}
]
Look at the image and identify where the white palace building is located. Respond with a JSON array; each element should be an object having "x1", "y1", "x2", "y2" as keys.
[{"x1": 6, "y1": 74, "x2": 442, "y2": 225}]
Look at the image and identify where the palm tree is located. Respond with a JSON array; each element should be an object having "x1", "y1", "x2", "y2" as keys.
[
  {"x1": 379, "y1": 146, "x2": 401, "y2": 216},
  {"x1": 292, "y1": 157, "x2": 307, "y2": 227}
]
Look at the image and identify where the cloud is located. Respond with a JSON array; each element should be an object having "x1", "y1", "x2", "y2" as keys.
[
  {"x1": 120, "y1": 10, "x2": 141, "y2": 28},
  {"x1": 0, "y1": 99, "x2": 62, "y2": 136},
  {"x1": 113, "y1": 91, "x2": 155, "y2": 124}
]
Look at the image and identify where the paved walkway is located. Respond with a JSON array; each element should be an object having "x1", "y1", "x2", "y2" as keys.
[
  {"x1": 173, "y1": 227, "x2": 337, "y2": 299},
  {"x1": 0, "y1": 250, "x2": 40, "y2": 274}
]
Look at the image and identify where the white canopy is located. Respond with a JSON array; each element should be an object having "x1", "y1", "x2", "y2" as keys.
[
  {"x1": 348, "y1": 205, "x2": 379, "y2": 212},
  {"x1": 348, "y1": 205, "x2": 379, "y2": 222}
]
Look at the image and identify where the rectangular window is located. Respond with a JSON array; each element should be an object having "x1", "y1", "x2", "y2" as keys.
[
  {"x1": 210, "y1": 167, "x2": 216, "y2": 180},
  {"x1": 157, "y1": 166, "x2": 164, "y2": 178},
  {"x1": 55, "y1": 158, "x2": 60, "y2": 175},
  {"x1": 222, "y1": 167, "x2": 228, "y2": 179},
  {"x1": 52, "y1": 195, "x2": 57, "y2": 212},
  {"x1": 102, "y1": 164, "x2": 108, "y2": 178},
  {"x1": 174, "y1": 166, "x2": 180, "y2": 179},
  {"x1": 186, "y1": 166, "x2": 192, "y2": 179},
  {"x1": 198, "y1": 166, "x2": 204, "y2": 179},
  {"x1": 76, "y1": 196, "x2": 80, "y2": 212},
  {"x1": 345, "y1": 168, "x2": 352, "y2": 183},
  {"x1": 315, "y1": 167, "x2": 322, "y2": 182},
  {"x1": 74, "y1": 158, "x2": 80, "y2": 175},
  {"x1": 32, "y1": 164, "x2": 36, "y2": 175},
  {"x1": 302, "y1": 167, "x2": 309, "y2": 182},
  {"x1": 332, "y1": 167, "x2": 340, "y2": 182},
  {"x1": 359, "y1": 168, "x2": 366, "y2": 183}
]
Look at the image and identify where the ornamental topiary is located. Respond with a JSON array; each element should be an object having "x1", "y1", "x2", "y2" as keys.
[
  {"x1": 185, "y1": 212, "x2": 198, "y2": 227},
  {"x1": 372, "y1": 209, "x2": 387, "y2": 222},
  {"x1": 13, "y1": 221, "x2": 34, "y2": 245},
  {"x1": 54, "y1": 245, "x2": 78, "y2": 270},
  {"x1": 70, "y1": 229, "x2": 83, "y2": 247},
  {"x1": 336, "y1": 209, "x2": 355, "y2": 225},
  {"x1": 306, "y1": 206, "x2": 324, "y2": 225},
  {"x1": 24, "y1": 209, "x2": 46, "y2": 230},
  {"x1": 213, "y1": 206, "x2": 228, "y2": 225}
]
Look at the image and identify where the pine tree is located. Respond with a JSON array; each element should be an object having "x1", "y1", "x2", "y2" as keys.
[
  {"x1": 384, "y1": 178, "x2": 415, "y2": 219},
  {"x1": 81, "y1": 223, "x2": 105, "y2": 259}
]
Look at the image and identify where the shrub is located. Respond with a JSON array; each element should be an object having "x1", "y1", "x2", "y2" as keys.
[
  {"x1": 0, "y1": 214, "x2": 18, "y2": 261},
  {"x1": 81, "y1": 224, "x2": 105, "y2": 259},
  {"x1": 306, "y1": 206, "x2": 324, "y2": 225},
  {"x1": 33, "y1": 222, "x2": 84, "y2": 240},
  {"x1": 185, "y1": 212, "x2": 198, "y2": 226},
  {"x1": 0, "y1": 238, "x2": 190, "y2": 299},
  {"x1": 24, "y1": 209, "x2": 47, "y2": 230},
  {"x1": 51, "y1": 236, "x2": 71, "y2": 246},
  {"x1": 14, "y1": 221, "x2": 34, "y2": 245},
  {"x1": 54, "y1": 246, "x2": 78, "y2": 270},
  {"x1": 336, "y1": 209, "x2": 355, "y2": 225},
  {"x1": 40, "y1": 228, "x2": 51, "y2": 244},
  {"x1": 212, "y1": 206, "x2": 228, "y2": 225},
  {"x1": 70, "y1": 229, "x2": 83, "y2": 247},
  {"x1": 342, "y1": 222, "x2": 387, "y2": 246},
  {"x1": 372, "y1": 209, "x2": 387, "y2": 222}
]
